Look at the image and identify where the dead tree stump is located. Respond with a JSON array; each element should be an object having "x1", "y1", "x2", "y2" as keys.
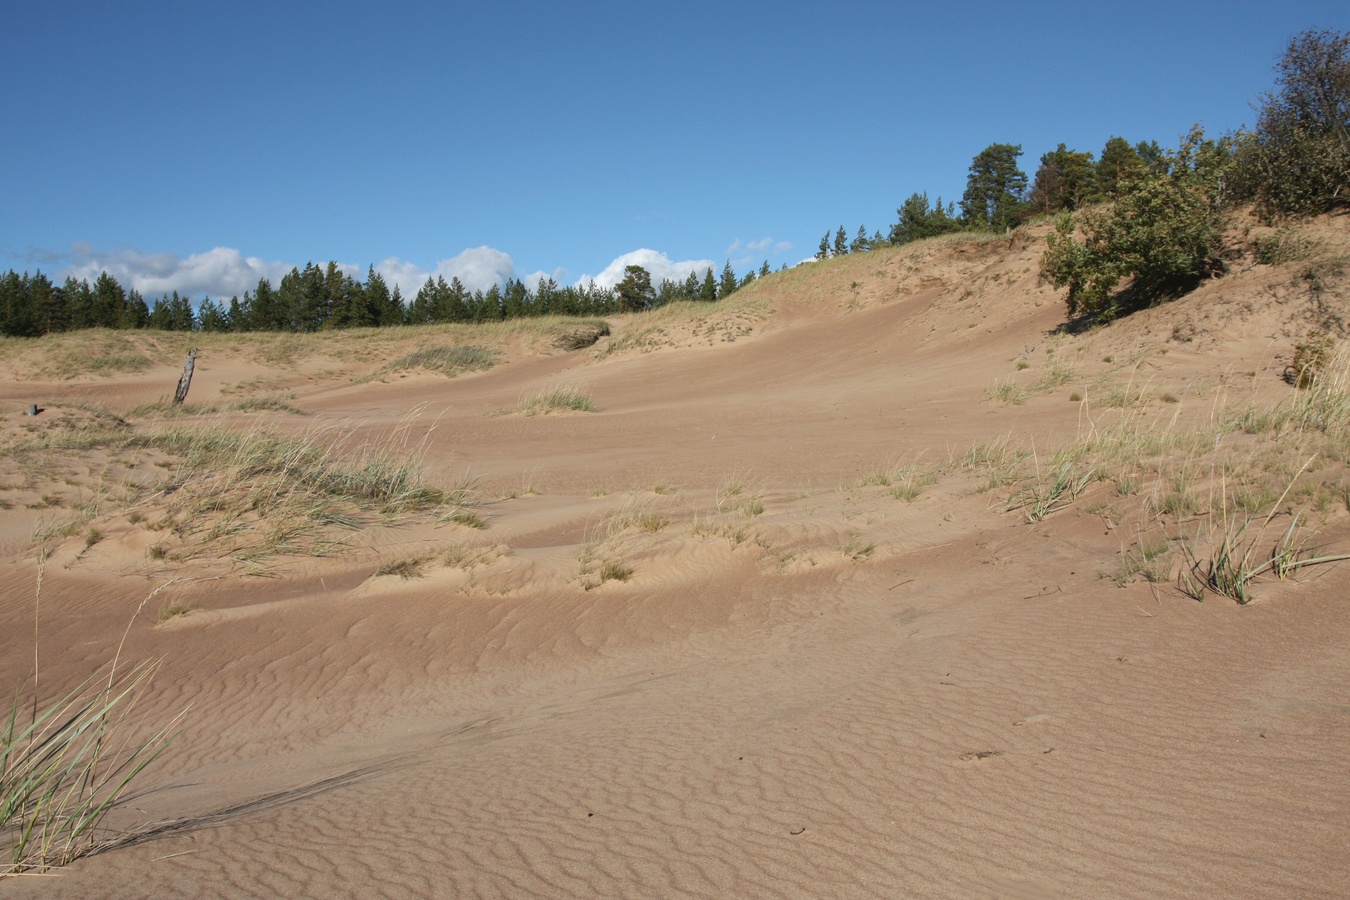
[{"x1": 173, "y1": 349, "x2": 197, "y2": 405}]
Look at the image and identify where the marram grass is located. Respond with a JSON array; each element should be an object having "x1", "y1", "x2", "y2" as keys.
[{"x1": 2, "y1": 661, "x2": 182, "y2": 874}]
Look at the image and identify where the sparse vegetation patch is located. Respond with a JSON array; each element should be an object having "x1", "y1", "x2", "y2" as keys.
[
  {"x1": 518, "y1": 385, "x2": 595, "y2": 415},
  {"x1": 364, "y1": 345, "x2": 499, "y2": 381}
]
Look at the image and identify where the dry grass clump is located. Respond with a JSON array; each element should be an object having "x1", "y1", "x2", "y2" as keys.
[
  {"x1": 361, "y1": 345, "x2": 499, "y2": 382},
  {"x1": 375, "y1": 554, "x2": 433, "y2": 580},
  {"x1": 688, "y1": 517, "x2": 752, "y2": 547},
  {"x1": 225, "y1": 397, "x2": 308, "y2": 415},
  {"x1": 45, "y1": 338, "x2": 153, "y2": 380},
  {"x1": 547, "y1": 320, "x2": 610, "y2": 350},
  {"x1": 575, "y1": 496, "x2": 680, "y2": 589},
  {"x1": 856, "y1": 459, "x2": 940, "y2": 502},
  {"x1": 841, "y1": 536, "x2": 876, "y2": 561},
  {"x1": 1253, "y1": 227, "x2": 1320, "y2": 266},
  {"x1": 1109, "y1": 534, "x2": 1174, "y2": 586},
  {"x1": 591, "y1": 295, "x2": 773, "y2": 359},
  {"x1": 8, "y1": 412, "x2": 456, "y2": 570},
  {"x1": 440, "y1": 508, "x2": 487, "y2": 529},
  {"x1": 1174, "y1": 452, "x2": 1350, "y2": 604},
  {"x1": 986, "y1": 379, "x2": 1029, "y2": 405},
  {"x1": 3, "y1": 562, "x2": 186, "y2": 874},
  {"x1": 517, "y1": 386, "x2": 595, "y2": 415},
  {"x1": 1007, "y1": 459, "x2": 1097, "y2": 523},
  {"x1": 443, "y1": 541, "x2": 509, "y2": 571},
  {"x1": 126, "y1": 401, "x2": 219, "y2": 419},
  {"x1": 156, "y1": 600, "x2": 196, "y2": 622},
  {"x1": 960, "y1": 438, "x2": 1033, "y2": 492},
  {"x1": 1286, "y1": 332, "x2": 1334, "y2": 389},
  {"x1": 577, "y1": 544, "x2": 634, "y2": 591},
  {"x1": 597, "y1": 560, "x2": 632, "y2": 583}
]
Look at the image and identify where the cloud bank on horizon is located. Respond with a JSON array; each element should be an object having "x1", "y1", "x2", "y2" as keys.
[{"x1": 48, "y1": 241, "x2": 766, "y2": 301}]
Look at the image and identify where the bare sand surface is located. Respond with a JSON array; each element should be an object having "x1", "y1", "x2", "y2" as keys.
[{"x1": 2, "y1": 220, "x2": 1348, "y2": 897}]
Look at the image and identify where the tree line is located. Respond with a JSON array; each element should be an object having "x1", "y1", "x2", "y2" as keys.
[
  {"x1": 815, "y1": 136, "x2": 1182, "y2": 261},
  {"x1": 0, "y1": 255, "x2": 777, "y2": 338}
]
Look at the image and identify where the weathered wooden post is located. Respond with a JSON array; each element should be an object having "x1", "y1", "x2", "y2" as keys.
[
  {"x1": 173, "y1": 349, "x2": 197, "y2": 405},
  {"x1": 26, "y1": 404, "x2": 38, "y2": 416}
]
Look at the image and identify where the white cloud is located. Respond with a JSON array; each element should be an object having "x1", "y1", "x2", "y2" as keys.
[
  {"x1": 433, "y1": 246, "x2": 515, "y2": 292},
  {"x1": 65, "y1": 244, "x2": 291, "y2": 299},
  {"x1": 581, "y1": 249, "x2": 716, "y2": 290},
  {"x1": 373, "y1": 257, "x2": 430, "y2": 299}
]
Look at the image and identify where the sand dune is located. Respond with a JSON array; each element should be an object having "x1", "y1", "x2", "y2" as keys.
[{"x1": 3, "y1": 219, "x2": 1349, "y2": 897}]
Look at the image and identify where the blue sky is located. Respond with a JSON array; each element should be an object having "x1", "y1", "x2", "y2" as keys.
[{"x1": 3, "y1": 1, "x2": 1346, "y2": 300}]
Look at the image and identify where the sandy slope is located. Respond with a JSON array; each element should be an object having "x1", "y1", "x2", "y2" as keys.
[{"x1": 2, "y1": 220, "x2": 1349, "y2": 897}]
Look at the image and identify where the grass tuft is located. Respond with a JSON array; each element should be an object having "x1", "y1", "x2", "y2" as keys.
[
  {"x1": 1008, "y1": 460, "x2": 1096, "y2": 522},
  {"x1": 226, "y1": 397, "x2": 309, "y2": 415},
  {"x1": 841, "y1": 537, "x2": 876, "y2": 561},
  {"x1": 363, "y1": 345, "x2": 499, "y2": 382},
  {"x1": 375, "y1": 554, "x2": 432, "y2": 579},
  {"x1": 156, "y1": 600, "x2": 196, "y2": 623},
  {"x1": 517, "y1": 385, "x2": 595, "y2": 415},
  {"x1": 2, "y1": 661, "x2": 182, "y2": 873},
  {"x1": 518, "y1": 385, "x2": 594, "y2": 418}
]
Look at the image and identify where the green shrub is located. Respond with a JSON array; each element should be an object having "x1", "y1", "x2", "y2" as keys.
[
  {"x1": 1232, "y1": 29, "x2": 1350, "y2": 219},
  {"x1": 1041, "y1": 128, "x2": 1230, "y2": 323}
]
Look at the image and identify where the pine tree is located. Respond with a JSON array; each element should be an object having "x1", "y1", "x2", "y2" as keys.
[
  {"x1": 816, "y1": 232, "x2": 830, "y2": 259},
  {"x1": 30, "y1": 274, "x2": 65, "y2": 334},
  {"x1": 0, "y1": 270, "x2": 36, "y2": 337},
  {"x1": 227, "y1": 296, "x2": 246, "y2": 331},
  {"x1": 198, "y1": 298, "x2": 229, "y2": 332},
  {"x1": 683, "y1": 270, "x2": 700, "y2": 299},
  {"x1": 1029, "y1": 144, "x2": 1099, "y2": 214},
  {"x1": 961, "y1": 143, "x2": 1028, "y2": 230},
  {"x1": 616, "y1": 265, "x2": 656, "y2": 311},
  {"x1": 833, "y1": 226, "x2": 848, "y2": 256},
  {"x1": 251, "y1": 278, "x2": 281, "y2": 330},
  {"x1": 91, "y1": 272, "x2": 126, "y2": 328},
  {"x1": 1097, "y1": 137, "x2": 1146, "y2": 197},
  {"x1": 365, "y1": 267, "x2": 395, "y2": 326},
  {"x1": 718, "y1": 260, "x2": 739, "y2": 298},
  {"x1": 65, "y1": 278, "x2": 93, "y2": 329},
  {"x1": 502, "y1": 278, "x2": 529, "y2": 318},
  {"x1": 699, "y1": 267, "x2": 717, "y2": 302},
  {"x1": 123, "y1": 289, "x2": 149, "y2": 328},
  {"x1": 850, "y1": 225, "x2": 869, "y2": 253},
  {"x1": 890, "y1": 192, "x2": 962, "y2": 244}
]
